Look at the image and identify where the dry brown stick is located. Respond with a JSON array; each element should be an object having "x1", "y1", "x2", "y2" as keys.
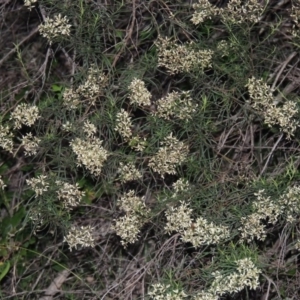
[
  {"x1": 270, "y1": 52, "x2": 297, "y2": 92},
  {"x1": 39, "y1": 270, "x2": 70, "y2": 300},
  {"x1": 0, "y1": 27, "x2": 39, "y2": 67},
  {"x1": 259, "y1": 133, "x2": 284, "y2": 177},
  {"x1": 112, "y1": 0, "x2": 136, "y2": 68}
]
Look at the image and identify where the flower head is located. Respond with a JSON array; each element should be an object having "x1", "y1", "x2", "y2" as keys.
[
  {"x1": 39, "y1": 14, "x2": 71, "y2": 44},
  {"x1": 10, "y1": 103, "x2": 40, "y2": 129},
  {"x1": 21, "y1": 132, "x2": 40, "y2": 156},
  {"x1": 63, "y1": 225, "x2": 95, "y2": 251},
  {"x1": 128, "y1": 78, "x2": 151, "y2": 106},
  {"x1": 27, "y1": 175, "x2": 49, "y2": 197},
  {"x1": 70, "y1": 136, "x2": 109, "y2": 176}
]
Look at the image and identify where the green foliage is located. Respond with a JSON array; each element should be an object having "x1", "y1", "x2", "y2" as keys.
[{"x1": 1, "y1": 0, "x2": 300, "y2": 299}]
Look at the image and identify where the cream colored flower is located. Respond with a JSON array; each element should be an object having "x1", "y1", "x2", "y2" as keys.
[
  {"x1": 63, "y1": 225, "x2": 95, "y2": 251},
  {"x1": 56, "y1": 181, "x2": 85, "y2": 210},
  {"x1": 61, "y1": 121, "x2": 73, "y2": 131},
  {"x1": 148, "y1": 283, "x2": 188, "y2": 300},
  {"x1": 26, "y1": 175, "x2": 49, "y2": 197},
  {"x1": 246, "y1": 76, "x2": 299, "y2": 139},
  {"x1": 117, "y1": 162, "x2": 142, "y2": 183},
  {"x1": 76, "y1": 66, "x2": 107, "y2": 105},
  {"x1": 239, "y1": 213, "x2": 267, "y2": 243},
  {"x1": 209, "y1": 258, "x2": 261, "y2": 296},
  {"x1": 191, "y1": 0, "x2": 220, "y2": 25},
  {"x1": 112, "y1": 214, "x2": 142, "y2": 247},
  {"x1": 63, "y1": 88, "x2": 80, "y2": 110},
  {"x1": 10, "y1": 103, "x2": 40, "y2": 129},
  {"x1": 0, "y1": 176, "x2": 6, "y2": 190},
  {"x1": 154, "y1": 90, "x2": 197, "y2": 120},
  {"x1": 70, "y1": 136, "x2": 109, "y2": 176},
  {"x1": 24, "y1": 0, "x2": 37, "y2": 10},
  {"x1": 155, "y1": 36, "x2": 213, "y2": 74},
  {"x1": 63, "y1": 67, "x2": 107, "y2": 108},
  {"x1": 128, "y1": 136, "x2": 147, "y2": 152},
  {"x1": 165, "y1": 201, "x2": 193, "y2": 234},
  {"x1": 115, "y1": 109, "x2": 133, "y2": 140},
  {"x1": 295, "y1": 239, "x2": 300, "y2": 251},
  {"x1": 117, "y1": 190, "x2": 149, "y2": 216},
  {"x1": 0, "y1": 124, "x2": 13, "y2": 153},
  {"x1": 279, "y1": 185, "x2": 300, "y2": 223},
  {"x1": 128, "y1": 78, "x2": 151, "y2": 106},
  {"x1": 193, "y1": 291, "x2": 218, "y2": 300},
  {"x1": 148, "y1": 133, "x2": 189, "y2": 177},
  {"x1": 39, "y1": 14, "x2": 71, "y2": 43},
  {"x1": 181, "y1": 216, "x2": 230, "y2": 247},
  {"x1": 21, "y1": 132, "x2": 40, "y2": 156},
  {"x1": 191, "y1": 0, "x2": 264, "y2": 25},
  {"x1": 165, "y1": 201, "x2": 229, "y2": 248},
  {"x1": 216, "y1": 40, "x2": 230, "y2": 57},
  {"x1": 83, "y1": 120, "x2": 97, "y2": 137},
  {"x1": 172, "y1": 178, "x2": 190, "y2": 196}
]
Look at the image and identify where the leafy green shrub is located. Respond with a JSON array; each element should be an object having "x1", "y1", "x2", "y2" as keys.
[{"x1": 1, "y1": 0, "x2": 300, "y2": 299}]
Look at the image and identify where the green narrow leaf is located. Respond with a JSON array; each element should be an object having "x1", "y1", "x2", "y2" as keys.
[
  {"x1": 52, "y1": 85, "x2": 63, "y2": 92},
  {"x1": 0, "y1": 261, "x2": 10, "y2": 281}
]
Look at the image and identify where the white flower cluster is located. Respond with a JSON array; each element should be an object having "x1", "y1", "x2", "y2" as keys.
[
  {"x1": 165, "y1": 201, "x2": 230, "y2": 248},
  {"x1": 191, "y1": 0, "x2": 264, "y2": 25},
  {"x1": 70, "y1": 136, "x2": 109, "y2": 176},
  {"x1": 38, "y1": 14, "x2": 71, "y2": 44},
  {"x1": 117, "y1": 190, "x2": 149, "y2": 216},
  {"x1": 290, "y1": 5, "x2": 300, "y2": 37},
  {"x1": 209, "y1": 258, "x2": 261, "y2": 296},
  {"x1": 148, "y1": 283, "x2": 188, "y2": 300},
  {"x1": 115, "y1": 109, "x2": 133, "y2": 140},
  {"x1": 21, "y1": 132, "x2": 40, "y2": 156},
  {"x1": 24, "y1": 0, "x2": 37, "y2": 10},
  {"x1": 128, "y1": 78, "x2": 151, "y2": 106},
  {"x1": 153, "y1": 91, "x2": 198, "y2": 120},
  {"x1": 115, "y1": 109, "x2": 147, "y2": 152},
  {"x1": 10, "y1": 103, "x2": 40, "y2": 129},
  {"x1": 155, "y1": 36, "x2": 213, "y2": 74},
  {"x1": 181, "y1": 216, "x2": 230, "y2": 247},
  {"x1": 113, "y1": 214, "x2": 142, "y2": 247},
  {"x1": 226, "y1": 0, "x2": 264, "y2": 23},
  {"x1": 0, "y1": 175, "x2": 6, "y2": 190},
  {"x1": 252, "y1": 190, "x2": 283, "y2": 223},
  {"x1": 117, "y1": 162, "x2": 142, "y2": 183},
  {"x1": 246, "y1": 76, "x2": 299, "y2": 139},
  {"x1": 83, "y1": 120, "x2": 97, "y2": 137},
  {"x1": 29, "y1": 209, "x2": 44, "y2": 231},
  {"x1": 0, "y1": 125, "x2": 13, "y2": 153},
  {"x1": 193, "y1": 291, "x2": 218, "y2": 300},
  {"x1": 63, "y1": 66, "x2": 108, "y2": 109},
  {"x1": 165, "y1": 201, "x2": 193, "y2": 233},
  {"x1": 239, "y1": 189, "x2": 283, "y2": 243},
  {"x1": 26, "y1": 175, "x2": 49, "y2": 197},
  {"x1": 295, "y1": 239, "x2": 300, "y2": 251},
  {"x1": 191, "y1": 0, "x2": 217, "y2": 24},
  {"x1": 63, "y1": 88, "x2": 80, "y2": 109},
  {"x1": 128, "y1": 135, "x2": 147, "y2": 152},
  {"x1": 61, "y1": 121, "x2": 73, "y2": 132},
  {"x1": 172, "y1": 178, "x2": 190, "y2": 197},
  {"x1": 216, "y1": 40, "x2": 230, "y2": 57},
  {"x1": 113, "y1": 190, "x2": 150, "y2": 247},
  {"x1": 148, "y1": 133, "x2": 189, "y2": 177},
  {"x1": 63, "y1": 225, "x2": 95, "y2": 251},
  {"x1": 239, "y1": 214, "x2": 267, "y2": 243},
  {"x1": 278, "y1": 185, "x2": 300, "y2": 223},
  {"x1": 56, "y1": 181, "x2": 85, "y2": 210}
]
